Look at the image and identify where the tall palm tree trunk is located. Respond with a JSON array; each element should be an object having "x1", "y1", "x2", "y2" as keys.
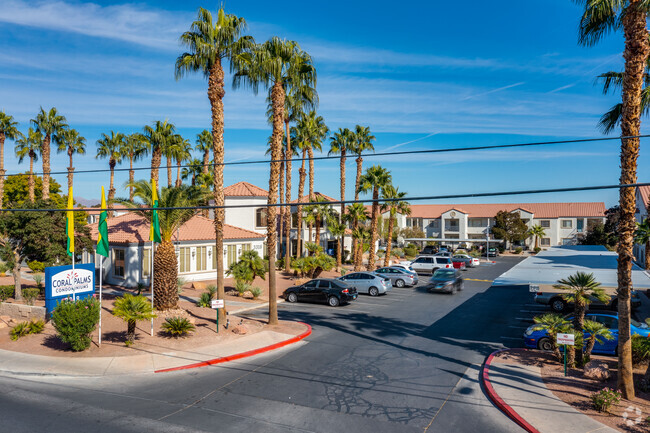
[
  {"x1": 202, "y1": 149, "x2": 209, "y2": 175},
  {"x1": 208, "y1": 59, "x2": 226, "y2": 322},
  {"x1": 353, "y1": 219, "x2": 361, "y2": 271},
  {"x1": 284, "y1": 120, "x2": 292, "y2": 272},
  {"x1": 167, "y1": 156, "x2": 173, "y2": 188},
  {"x1": 384, "y1": 215, "x2": 395, "y2": 267},
  {"x1": 151, "y1": 147, "x2": 161, "y2": 185},
  {"x1": 154, "y1": 240, "x2": 179, "y2": 309},
  {"x1": 339, "y1": 151, "x2": 346, "y2": 273},
  {"x1": 42, "y1": 135, "x2": 51, "y2": 200},
  {"x1": 308, "y1": 147, "x2": 315, "y2": 242},
  {"x1": 353, "y1": 156, "x2": 363, "y2": 263},
  {"x1": 574, "y1": 299, "x2": 586, "y2": 366},
  {"x1": 108, "y1": 160, "x2": 116, "y2": 216},
  {"x1": 28, "y1": 154, "x2": 35, "y2": 202},
  {"x1": 617, "y1": 0, "x2": 649, "y2": 399},
  {"x1": 296, "y1": 150, "x2": 306, "y2": 258},
  {"x1": 367, "y1": 188, "x2": 379, "y2": 271},
  {"x1": 67, "y1": 148, "x2": 74, "y2": 193},
  {"x1": 0, "y1": 133, "x2": 5, "y2": 210},
  {"x1": 176, "y1": 160, "x2": 182, "y2": 187},
  {"x1": 278, "y1": 148, "x2": 285, "y2": 265},
  {"x1": 315, "y1": 216, "x2": 321, "y2": 247},
  {"x1": 129, "y1": 156, "x2": 135, "y2": 201},
  {"x1": 267, "y1": 81, "x2": 284, "y2": 326},
  {"x1": 644, "y1": 239, "x2": 650, "y2": 270}
]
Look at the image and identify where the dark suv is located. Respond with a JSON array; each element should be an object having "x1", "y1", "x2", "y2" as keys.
[
  {"x1": 420, "y1": 245, "x2": 437, "y2": 255},
  {"x1": 284, "y1": 278, "x2": 358, "y2": 307}
]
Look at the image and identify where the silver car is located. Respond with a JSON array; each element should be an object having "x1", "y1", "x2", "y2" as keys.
[
  {"x1": 338, "y1": 272, "x2": 392, "y2": 296},
  {"x1": 374, "y1": 267, "x2": 419, "y2": 287}
]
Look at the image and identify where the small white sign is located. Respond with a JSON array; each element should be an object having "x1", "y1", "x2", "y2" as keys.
[
  {"x1": 529, "y1": 284, "x2": 540, "y2": 293},
  {"x1": 557, "y1": 333, "x2": 575, "y2": 346},
  {"x1": 211, "y1": 299, "x2": 225, "y2": 309}
]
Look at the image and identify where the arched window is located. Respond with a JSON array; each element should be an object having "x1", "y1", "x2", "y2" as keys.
[{"x1": 256, "y1": 208, "x2": 268, "y2": 228}]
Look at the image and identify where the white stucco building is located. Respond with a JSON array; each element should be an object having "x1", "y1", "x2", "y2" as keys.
[{"x1": 634, "y1": 185, "x2": 650, "y2": 267}]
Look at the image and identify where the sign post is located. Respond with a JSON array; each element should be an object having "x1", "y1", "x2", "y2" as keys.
[
  {"x1": 211, "y1": 299, "x2": 225, "y2": 333},
  {"x1": 556, "y1": 333, "x2": 575, "y2": 376}
]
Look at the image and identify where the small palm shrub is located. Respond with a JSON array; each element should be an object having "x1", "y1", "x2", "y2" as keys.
[
  {"x1": 27, "y1": 319, "x2": 45, "y2": 334},
  {"x1": 0, "y1": 285, "x2": 13, "y2": 301},
  {"x1": 51, "y1": 297, "x2": 101, "y2": 351},
  {"x1": 197, "y1": 291, "x2": 213, "y2": 308},
  {"x1": 250, "y1": 287, "x2": 262, "y2": 299},
  {"x1": 161, "y1": 317, "x2": 195, "y2": 337},
  {"x1": 112, "y1": 294, "x2": 157, "y2": 346},
  {"x1": 33, "y1": 273, "x2": 44, "y2": 294},
  {"x1": 392, "y1": 248, "x2": 405, "y2": 258},
  {"x1": 206, "y1": 285, "x2": 217, "y2": 298},
  {"x1": 631, "y1": 335, "x2": 650, "y2": 366},
  {"x1": 590, "y1": 388, "x2": 621, "y2": 413},
  {"x1": 514, "y1": 247, "x2": 523, "y2": 254},
  {"x1": 10, "y1": 321, "x2": 30, "y2": 341},
  {"x1": 236, "y1": 281, "x2": 250, "y2": 297},
  {"x1": 22, "y1": 287, "x2": 39, "y2": 306}
]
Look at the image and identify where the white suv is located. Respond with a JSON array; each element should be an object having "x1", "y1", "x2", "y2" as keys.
[{"x1": 408, "y1": 256, "x2": 453, "y2": 274}]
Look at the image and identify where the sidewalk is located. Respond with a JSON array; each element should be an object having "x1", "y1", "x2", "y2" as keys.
[
  {"x1": 483, "y1": 351, "x2": 618, "y2": 433},
  {"x1": 0, "y1": 323, "x2": 310, "y2": 378}
]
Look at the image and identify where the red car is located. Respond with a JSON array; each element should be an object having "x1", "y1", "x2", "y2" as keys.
[{"x1": 451, "y1": 259, "x2": 467, "y2": 270}]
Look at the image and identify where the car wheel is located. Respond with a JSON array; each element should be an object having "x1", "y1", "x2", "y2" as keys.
[
  {"x1": 458, "y1": 281, "x2": 464, "y2": 291},
  {"x1": 395, "y1": 279, "x2": 405, "y2": 288},
  {"x1": 550, "y1": 298, "x2": 566, "y2": 312},
  {"x1": 369, "y1": 287, "x2": 379, "y2": 297},
  {"x1": 287, "y1": 292, "x2": 298, "y2": 303},
  {"x1": 328, "y1": 296, "x2": 340, "y2": 307},
  {"x1": 538, "y1": 337, "x2": 553, "y2": 351}
]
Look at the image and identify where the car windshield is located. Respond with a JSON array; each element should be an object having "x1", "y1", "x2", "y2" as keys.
[
  {"x1": 434, "y1": 270, "x2": 455, "y2": 278},
  {"x1": 631, "y1": 318, "x2": 648, "y2": 328}
]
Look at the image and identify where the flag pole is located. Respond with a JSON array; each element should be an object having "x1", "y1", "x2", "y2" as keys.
[
  {"x1": 151, "y1": 241, "x2": 154, "y2": 336},
  {"x1": 99, "y1": 257, "x2": 103, "y2": 346}
]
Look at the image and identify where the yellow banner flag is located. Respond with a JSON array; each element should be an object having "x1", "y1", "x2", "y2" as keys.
[{"x1": 66, "y1": 186, "x2": 74, "y2": 255}]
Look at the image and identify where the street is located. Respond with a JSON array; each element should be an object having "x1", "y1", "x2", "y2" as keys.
[{"x1": 0, "y1": 257, "x2": 536, "y2": 433}]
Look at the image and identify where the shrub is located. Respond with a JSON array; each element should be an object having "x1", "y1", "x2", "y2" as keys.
[
  {"x1": 161, "y1": 317, "x2": 195, "y2": 337},
  {"x1": 377, "y1": 250, "x2": 385, "y2": 258},
  {"x1": 250, "y1": 287, "x2": 262, "y2": 299},
  {"x1": 534, "y1": 247, "x2": 542, "y2": 253},
  {"x1": 392, "y1": 248, "x2": 405, "y2": 258},
  {"x1": 112, "y1": 294, "x2": 156, "y2": 346},
  {"x1": 51, "y1": 297, "x2": 100, "y2": 351},
  {"x1": 590, "y1": 387, "x2": 621, "y2": 413},
  {"x1": 27, "y1": 319, "x2": 45, "y2": 334},
  {"x1": 0, "y1": 285, "x2": 13, "y2": 301},
  {"x1": 22, "y1": 287, "x2": 39, "y2": 306},
  {"x1": 340, "y1": 268, "x2": 347, "y2": 276},
  {"x1": 514, "y1": 247, "x2": 523, "y2": 254},
  {"x1": 206, "y1": 285, "x2": 217, "y2": 298},
  {"x1": 33, "y1": 273, "x2": 44, "y2": 294},
  {"x1": 27, "y1": 261, "x2": 45, "y2": 273},
  {"x1": 197, "y1": 291, "x2": 213, "y2": 308},
  {"x1": 631, "y1": 335, "x2": 650, "y2": 365},
  {"x1": 0, "y1": 262, "x2": 8, "y2": 276},
  {"x1": 176, "y1": 277, "x2": 187, "y2": 294},
  {"x1": 10, "y1": 321, "x2": 30, "y2": 341},
  {"x1": 403, "y1": 244, "x2": 418, "y2": 257},
  {"x1": 235, "y1": 281, "x2": 250, "y2": 297}
]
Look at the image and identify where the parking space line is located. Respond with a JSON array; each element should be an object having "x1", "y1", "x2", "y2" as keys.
[{"x1": 464, "y1": 278, "x2": 494, "y2": 282}]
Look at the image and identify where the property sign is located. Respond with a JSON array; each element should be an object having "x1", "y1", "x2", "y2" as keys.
[
  {"x1": 45, "y1": 263, "x2": 95, "y2": 315},
  {"x1": 556, "y1": 333, "x2": 575, "y2": 346},
  {"x1": 211, "y1": 299, "x2": 225, "y2": 309}
]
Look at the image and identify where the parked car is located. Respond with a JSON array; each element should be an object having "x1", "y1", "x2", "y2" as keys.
[
  {"x1": 284, "y1": 278, "x2": 358, "y2": 306},
  {"x1": 523, "y1": 312, "x2": 650, "y2": 355},
  {"x1": 452, "y1": 254, "x2": 480, "y2": 268},
  {"x1": 434, "y1": 251, "x2": 452, "y2": 258},
  {"x1": 451, "y1": 258, "x2": 467, "y2": 270},
  {"x1": 338, "y1": 272, "x2": 392, "y2": 296},
  {"x1": 374, "y1": 267, "x2": 419, "y2": 287},
  {"x1": 534, "y1": 289, "x2": 642, "y2": 312},
  {"x1": 391, "y1": 263, "x2": 416, "y2": 273},
  {"x1": 420, "y1": 245, "x2": 437, "y2": 255},
  {"x1": 484, "y1": 247, "x2": 499, "y2": 257},
  {"x1": 407, "y1": 256, "x2": 453, "y2": 274},
  {"x1": 427, "y1": 269, "x2": 464, "y2": 294}
]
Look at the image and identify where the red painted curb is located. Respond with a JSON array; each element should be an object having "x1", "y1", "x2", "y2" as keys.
[
  {"x1": 154, "y1": 322, "x2": 312, "y2": 373},
  {"x1": 482, "y1": 348, "x2": 541, "y2": 433}
]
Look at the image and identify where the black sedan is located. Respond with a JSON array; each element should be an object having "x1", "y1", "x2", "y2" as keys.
[
  {"x1": 427, "y1": 269, "x2": 464, "y2": 294},
  {"x1": 284, "y1": 278, "x2": 358, "y2": 307}
]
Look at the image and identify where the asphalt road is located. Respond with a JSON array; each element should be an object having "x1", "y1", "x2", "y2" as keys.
[{"x1": 0, "y1": 256, "x2": 537, "y2": 433}]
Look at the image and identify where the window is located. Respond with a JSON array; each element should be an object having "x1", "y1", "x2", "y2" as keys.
[
  {"x1": 594, "y1": 315, "x2": 618, "y2": 329},
  {"x1": 227, "y1": 244, "x2": 238, "y2": 267},
  {"x1": 540, "y1": 238, "x2": 551, "y2": 246},
  {"x1": 561, "y1": 219, "x2": 572, "y2": 229},
  {"x1": 196, "y1": 246, "x2": 207, "y2": 271},
  {"x1": 406, "y1": 217, "x2": 423, "y2": 228},
  {"x1": 444, "y1": 219, "x2": 459, "y2": 231},
  {"x1": 114, "y1": 249, "x2": 125, "y2": 278},
  {"x1": 540, "y1": 220, "x2": 550, "y2": 228},
  {"x1": 437, "y1": 258, "x2": 451, "y2": 264},
  {"x1": 242, "y1": 244, "x2": 252, "y2": 253},
  {"x1": 142, "y1": 248, "x2": 151, "y2": 278},
  {"x1": 291, "y1": 212, "x2": 299, "y2": 229},
  {"x1": 576, "y1": 219, "x2": 584, "y2": 233},
  {"x1": 304, "y1": 280, "x2": 318, "y2": 288},
  {"x1": 179, "y1": 247, "x2": 191, "y2": 273},
  {"x1": 256, "y1": 208, "x2": 268, "y2": 228},
  {"x1": 468, "y1": 218, "x2": 487, "y2": 227}
]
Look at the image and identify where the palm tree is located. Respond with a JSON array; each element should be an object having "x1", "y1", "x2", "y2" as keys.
[
  {"x1": 32, "y1": 107, "x2": 68, "y2": 200},
  {"x1": 120, "y1": 133, "x2": 149, "y2": 201},
  {"x1": 583, "y1": 319, "x2": 614, "y2": 361},
  {"x1": 329, "y1": 128, "x2": 355, "y2": 266},
  {"x1": 181, "y1": 158, "x2": 204, "y2": 186},
  {"x1": 532, "y1": 313, "x2": 571, "y2": 361},
  {"x1": 0, "y1": 111, "x2": 21, "y2": 209},
  {"x1": 162, "y1": 134, "x2": 180, "y2": 188},
  {"x1": 381, "y1": 186, "x2": 410, "y2": 267},
  {"x1": 555, "y1": 271, "x2": 608, "y2": 366},
  {"x1": 112, "y1": 293, "x2": 157, "y2": 345},
  {"x1": 233, "y1": 37, "x2": 316, "y2": 325},
  {"x1": 122, "y1": 181, "x2": 210, "y2": 309},
  {"x1": 351, "y1": 125, "x2": 376, "y2": 201},
  {"x1": 175, "y1": 7, "x2": 253, "y2": 321},
  {"x1": 529, "y1": 224, "x2": 546, "y2": 250},
  {"x1": 575, "y1": 0, "x2": 650, "y2": 399},
  {"x1": 347, "y1": 203, "x2": 369, "y2": 271},
  {"x1": 303, "y1": 197, "x2": 333, "y2": 250},
  {"x1": 635, "y1": 218, "x2": 650, "y2": 270},
  {"x1": 14, "y1": 128, "x2": 41, "y2": 203},
  {"x1": 174, "y1": 137, "x2": 192, "y2": 187},
  {"x1": 96, "y1": 131, "x2": 125, "y2": 210},
  {"x1": 327, "y1": 216, "x2": 346, "y2": 272},
  {"x1": 57, "y1": 128, "x2": 86, "y2": 193},
  {"x1": 142, "y1": 120, "x2": 175, "y2": 186},
  {"x1": 357, "y1": 165, "x2": 392, "y2": 271},
  {"x1": 195, "y1": 129, "x2": 212, "y2": 176}
]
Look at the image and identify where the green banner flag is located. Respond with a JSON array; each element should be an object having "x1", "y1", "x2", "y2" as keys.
[
  {"x1": 97, "y1": 186, "x2": 109, "y2": 257},
  {"x1": 149, "y1": 179, "x2": 162, "y2": 243}
]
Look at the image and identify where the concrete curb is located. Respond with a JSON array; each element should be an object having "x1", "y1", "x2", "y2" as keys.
[
  {"x1": 481, "y1": 348, "x2": 541, "y2": 433},
  {"x1": 154, "y1": 322, "x2": 312, "y2": 373}
]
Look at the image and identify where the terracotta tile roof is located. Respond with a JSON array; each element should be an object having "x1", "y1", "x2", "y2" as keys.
[
  {"x1": 89, "y1": 213, "x2": 264, "y2": 245},
  {"x1": 224, "y1": 181, "x2": 268, "y2": 197},
  {"x1": 291, "y1": 192, "x2": 337, "y2": 204},
  {"x1": 402, "y1": 202, "x2": 606, "y2": 219},
  {"x1": 638, "y1": 186, "x2": 650, "y2": 211}
]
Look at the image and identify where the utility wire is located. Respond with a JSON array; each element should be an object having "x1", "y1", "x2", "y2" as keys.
[
  {"x1": 3, "y1": 134, "x2": 647, "y2": 178},
  {"x1": 5, "y1": 181, "x2": 649, "y2": 213}
]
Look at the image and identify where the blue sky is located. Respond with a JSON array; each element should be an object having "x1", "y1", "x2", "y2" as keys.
[{"x1": 0, "y1": 0, "x2": 645, "y2": 207}]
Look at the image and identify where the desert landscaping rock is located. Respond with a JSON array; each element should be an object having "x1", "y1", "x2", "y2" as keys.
[{"x1": 583, "y1": 360, "x2": 610, "y2": 381}]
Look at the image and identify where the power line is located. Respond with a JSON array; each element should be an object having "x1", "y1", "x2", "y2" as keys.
[
  {"x1": 4, "y1": 181, "x2": 649, "y2": 213},
  {"x1": 3, "y1": 134, "x2": 647, "y2": 178}
]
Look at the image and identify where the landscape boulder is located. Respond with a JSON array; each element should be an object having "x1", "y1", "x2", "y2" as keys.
[{"x1": 584, "y1": 360, "x2": 610, "y2": 381}]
